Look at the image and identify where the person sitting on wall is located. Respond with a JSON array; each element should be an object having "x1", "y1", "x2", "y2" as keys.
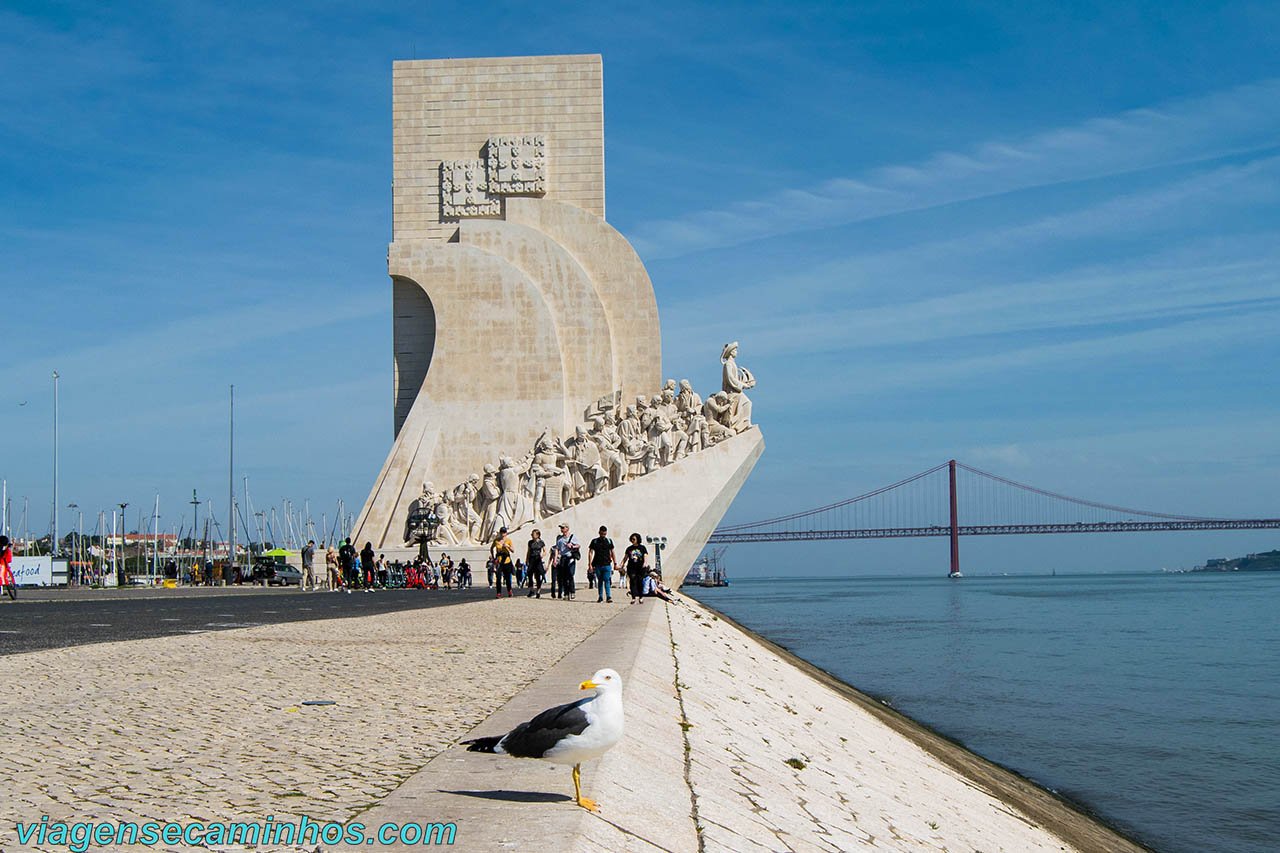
[{"x1": 643, "y1": 570, "x2": 674, "y2": 603}]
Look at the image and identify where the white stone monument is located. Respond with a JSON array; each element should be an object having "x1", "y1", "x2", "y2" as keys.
[{"x1": 352, "y1": 55, "x2": 763, "y2": 586}]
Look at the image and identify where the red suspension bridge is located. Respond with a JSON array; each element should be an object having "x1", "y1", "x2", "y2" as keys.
[{"x1": 709, "y1": 460, "x2": 1280, "y2": 576}]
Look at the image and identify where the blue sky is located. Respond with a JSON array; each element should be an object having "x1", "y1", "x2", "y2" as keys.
[{"x1": 2, "y1": 1, "x2": 1278, "y2": 573}]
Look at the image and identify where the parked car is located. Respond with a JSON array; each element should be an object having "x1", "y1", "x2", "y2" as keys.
[{"x1": 269, "y1": 565, "x2": 302, "y2": 586}]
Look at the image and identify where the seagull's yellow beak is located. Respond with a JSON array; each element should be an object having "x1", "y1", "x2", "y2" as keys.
[{"x1": 579, "y1": 680, "x2": 599, "y2": 690}]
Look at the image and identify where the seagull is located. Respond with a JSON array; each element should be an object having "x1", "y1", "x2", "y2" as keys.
[{"x1": 463, "y1": 668, "x2": 624, "y2": 811}]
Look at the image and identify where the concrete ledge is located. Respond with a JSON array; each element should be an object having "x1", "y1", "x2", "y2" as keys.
[{"x1": 333, "y1": 600, "x2": 697, "y2": 852}]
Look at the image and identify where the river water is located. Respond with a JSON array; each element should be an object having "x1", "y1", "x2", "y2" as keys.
[{"x1": 686, "y1": 572, "x2": 1280, "y2": 853}]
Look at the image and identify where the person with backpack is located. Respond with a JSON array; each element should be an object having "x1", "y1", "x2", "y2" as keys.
[
  {"x1": 338, "y1": 538, "x2": 356, "y2": 591},
  {"x1": 588, "y1": 525, "x2": 617, "y2": 604}
]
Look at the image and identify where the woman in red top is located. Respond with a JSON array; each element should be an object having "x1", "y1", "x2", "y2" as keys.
[{"x1": 0, "y1": 534, "x2": 15, "y2": 599}]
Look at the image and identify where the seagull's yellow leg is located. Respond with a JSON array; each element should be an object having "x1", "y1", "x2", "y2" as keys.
[{"x1": 572, "y1": 763, "x2": 599, "y2": 812}]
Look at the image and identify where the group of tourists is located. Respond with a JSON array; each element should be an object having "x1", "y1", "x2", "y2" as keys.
[
  {"x1": 487, "y1": 522, "x2": 673, "y2": 604},
  {"x1": 292, "y1": 539, "x2": 473, "y2": 593},
  {"x1": 292, "y1": 522, "x2": 675, "y2": 604}
]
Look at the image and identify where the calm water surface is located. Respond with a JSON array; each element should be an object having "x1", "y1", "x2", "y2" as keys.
[{"x1": 687, "y1": 573, "x2": 1280, "y2": 853}]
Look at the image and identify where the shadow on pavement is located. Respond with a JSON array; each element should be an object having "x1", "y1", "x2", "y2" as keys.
[{"x1": 442, "y1": 789, "x2": 571, "y2": 804}]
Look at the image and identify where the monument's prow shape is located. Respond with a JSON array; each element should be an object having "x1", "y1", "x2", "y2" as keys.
[{"x1": 353, "y1": 55, "x2": 762, "y2": 585}]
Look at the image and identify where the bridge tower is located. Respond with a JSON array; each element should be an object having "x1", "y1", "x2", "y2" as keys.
[{"x1": 949, "y1": 459, "x2": 961, "y2": 578}]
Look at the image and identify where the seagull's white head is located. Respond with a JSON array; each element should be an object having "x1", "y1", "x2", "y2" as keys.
[{"x1": 579, "y1": 668, "x2": 622, "y2": 695}]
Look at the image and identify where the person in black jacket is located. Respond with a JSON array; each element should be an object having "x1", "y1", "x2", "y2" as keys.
[
  {"x1": 339, "y1": 538, "x2": 356, "y2": 591},
  {"x1": 623, "y1": 533, "x2": 648, "y2": 603},
  {"x1": 360, "y1": 542, "x2": 376, "y2": 591}
]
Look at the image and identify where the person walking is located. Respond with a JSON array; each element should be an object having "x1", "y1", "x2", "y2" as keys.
[
  {"x1": 338, "y1": 538, "x2": 356, "y2": 592},
  {"x1": 458, "y1": 558, "x2": 472, "y2": 589},
  {"x1": 0, "y1": 535, "x2": 13, "y2": 598},
  {"x1": 325, "y1": 544, "x2": 338, "y2": 591},
  {"x1": 300, "y1": 540, "x2": 316, "y2": 591},
  {"x1": 360, "y1": 542, "x2": 376, "y2": 591},
  {"x1": 588, "y1": 526, "x2": 616, "y2": 603},
  {"x1": 491, "y1": 526, "x2": 516, "y2": 598},
  {"x1": 623, "y1": 533, "x2": 648, "y2": 603},
  {"x1": 525, "y1": 529, "x2": 546, "y2": 598},
  {"x1": 552, "y1": 522, "x2": 580, "y2": 601}
]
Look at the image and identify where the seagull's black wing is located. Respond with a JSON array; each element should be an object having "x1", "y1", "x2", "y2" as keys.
[{"x1": 498, "y1": 696, "x2": 592, "y2": 758}]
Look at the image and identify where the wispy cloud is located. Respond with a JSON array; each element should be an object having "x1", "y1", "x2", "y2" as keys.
[
  {"x1": 773, "y1": 301, "x2": 1280, "y2": 404},
  {"x1": 660, "y1": 152, "x2": 1280, "y2": 369},
  {"x1": 631, "y1": 79, "x2": 1280, "y2": 259},
  {"x1": 0, "y1": 291, "x2": 384, "y2": 397}
]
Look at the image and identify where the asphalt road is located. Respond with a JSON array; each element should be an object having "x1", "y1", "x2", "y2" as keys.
[{"x1": 0, "y1": 587, "x2": 496, "y2": 656}]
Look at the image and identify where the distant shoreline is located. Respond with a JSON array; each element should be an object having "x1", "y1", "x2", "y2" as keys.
[{"x1": 688, "y1": 595, "x2": 1154, "y2": 853}]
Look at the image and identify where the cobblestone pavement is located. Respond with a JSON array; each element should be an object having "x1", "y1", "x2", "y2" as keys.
[{"x1": 0, "y1": 596, "x2": 620, "y2": 852}]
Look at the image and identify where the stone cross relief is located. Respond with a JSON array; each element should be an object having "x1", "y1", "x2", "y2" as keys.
[{"x1": 440, "y1": 134, "x2": 547, "y2": 220}]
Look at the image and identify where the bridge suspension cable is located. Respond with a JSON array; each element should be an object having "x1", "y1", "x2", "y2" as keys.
[
  {"x1": 953, "y1": 462, "x2": 1215, "y2": 522},
  {"x1": 709, "y1": 459, "x2": 1280, "y2": 575},
  {"x1": 714, "y1": 462, "x2": 949, "y2": 532}
]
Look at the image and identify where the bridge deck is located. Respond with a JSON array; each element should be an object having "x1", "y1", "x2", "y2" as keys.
[{"x1": 710, "y1": 519, "x2": 1280, "y2": 543}]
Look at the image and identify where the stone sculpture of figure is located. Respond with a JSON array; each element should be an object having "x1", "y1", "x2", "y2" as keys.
[
  {"x1": 703, "y1": 392, "x2": 734, "y2": 444},
  {"x1": 563, "y1": 425, "x2": 609, "y2": 500},
  {"x1": 660, "y1": 387, "x2": 679, "y2": 421},
  {"x1": 618, "y1": 405, "x2": 647, "y2": 478},
  {"x1": 530, "y1": 427, "x2": 567, "y2": 518},
  {"x1": 477, "y1": 464, "x2": 501, "y2": 542},
  {"x1": 646, "y1": 403, "x2": 676, "y2": 467},
  {"x1": 663, "y1": 378, "x2": 677, "y2": 396},
  {"x1": 497, "y1": 455, "x2": 528, "y2": 531},
  {"x1": 458, "y1": 474, "x2": 483, "y2": 543},
  {"x1": 447, "y1": 484, "x2": 473, "y2": 543},
  {"x1": 721, "y1": 341, "x2": 756, "y2": 432},
  {"x1": 676, "y1": 379, "x2": 702, "y2": 416},
  {"x1": 669, "y1": 413, "x2": 690, "y2": 462},
  {"x1": 404, "y1": 481, "x2": 438, "y2": 544},
  {"x1": 433, "y1": 493, "x2": 459, "y2": 546},
  {"x1": 685, "y1": 409, "x2": 706, "y2": 454},
  {"x1": 592, "y1": 414, "x2": 627, "y2": 488}
]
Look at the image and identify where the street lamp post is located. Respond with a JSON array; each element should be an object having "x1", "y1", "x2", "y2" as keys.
[
  {"x1": 52, "y1": 370, "x2": 59, "y2": 558},
  {"x1": 645, "y1": 535, "x2": 669, "y2": 581},
  {"x1": 407, "y1": 506, "x2": 442, "y2": 564}
]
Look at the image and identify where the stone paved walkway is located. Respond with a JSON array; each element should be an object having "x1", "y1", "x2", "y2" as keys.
[
  {"x1": 669, "y1": 600, "x2": 1077, "y2": 852},
  {"x1": 0, "y1": 595, "x2": 619, "y2": 852}
]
